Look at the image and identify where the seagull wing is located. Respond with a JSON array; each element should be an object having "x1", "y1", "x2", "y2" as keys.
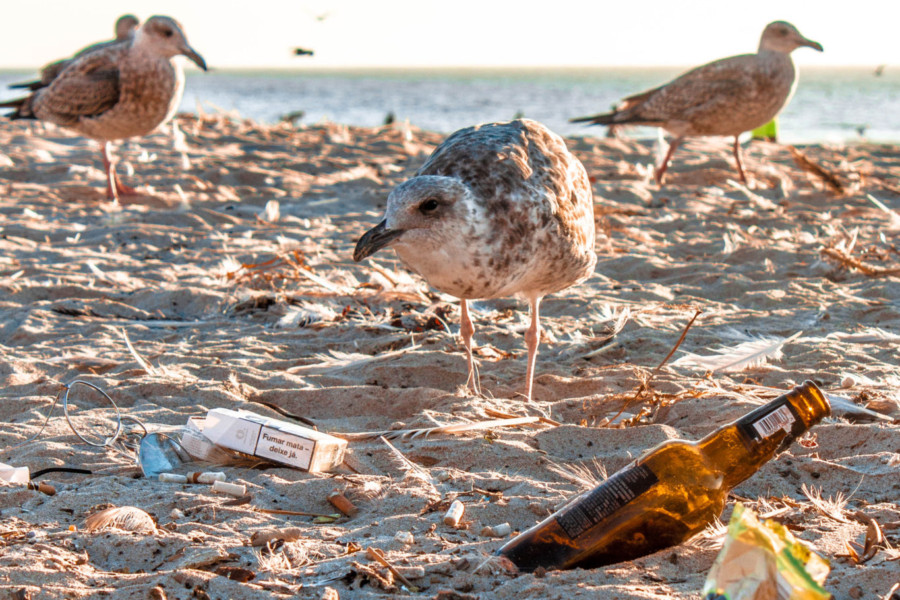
[
  {"x1": 33, "y1": 46, "x2": 123, "y2": 124},
  {"x1": 618, "y1": 54, "x2": 763, "y2": 124}
]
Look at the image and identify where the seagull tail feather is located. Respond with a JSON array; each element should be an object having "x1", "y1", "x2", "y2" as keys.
[
  {"x1": 8, "y1": 80, "x2": 43, "y2": 91},
  {"x1": 0, "y1": 96, "x2": 37, "y2": 120},
  {"x1": 569, "y1": 111, "x2": 619, "y2": 126}
]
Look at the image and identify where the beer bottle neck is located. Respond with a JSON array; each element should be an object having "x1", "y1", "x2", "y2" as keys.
[{"x1": 699, "y1": 381, "x2": 831, "y2": 490}]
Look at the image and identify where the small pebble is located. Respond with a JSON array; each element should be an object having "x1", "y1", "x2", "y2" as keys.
[{"x1": 394, "y1": 530, "x2": 414, "y2": 545}]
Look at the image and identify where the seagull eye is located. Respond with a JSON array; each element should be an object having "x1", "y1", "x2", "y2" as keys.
[{"x1": 420, "y1": 199, "x2": 440, "y2": 214}]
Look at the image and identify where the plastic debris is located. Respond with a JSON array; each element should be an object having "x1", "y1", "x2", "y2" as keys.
[{"x1": 703, "y1": 503, "x2": 830, "y2": 600}]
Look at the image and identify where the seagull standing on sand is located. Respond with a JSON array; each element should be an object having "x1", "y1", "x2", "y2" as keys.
[
  {"x1": 9, "y1": 15, "x2": 140, "y2": 92},
  {"x1": 571, "y1": 21, "x2": 823, "y2": 184},
  {"x1": 1, "y1": 16, "x2": 207, "y2": 201},
  {"x1": 353, "y1": 119, "x2": 596, "y2": 401}
]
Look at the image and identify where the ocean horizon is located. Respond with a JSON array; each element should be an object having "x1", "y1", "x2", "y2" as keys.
[{"x1": 2, "y1": 65, "x2": 899, "y2": 144}]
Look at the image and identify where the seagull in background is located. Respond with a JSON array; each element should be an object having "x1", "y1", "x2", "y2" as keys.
[
  {"x1": 571, "y1": 21, "x2": 823, "y2": 185},
  {"x1": 1, "y1": 16, "x2": 207, "y2": 202},
  {"x1": 10, "y1": 15, "x2": 140, "y2": 92}
]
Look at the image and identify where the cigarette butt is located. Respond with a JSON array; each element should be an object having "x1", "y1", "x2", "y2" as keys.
[
  {"x1": 211, "y1": 480, "x2": 246, "y2": 497},
  {"x1": 443, "y1": 500, "x2": 465, "y2": 527},
  {"x1": 327, "y1": 490, "x2": 358, "y2": 517},
  {"x1": 28, "y1": 481, "x2": 56, "y2": 496},
  {"x1": 481, "y1": 522, "x2": 511, "y2": 538},
  {"x1": 159, "y1": 473, "x2": 188, "y2": 483},
  {"x1": 189, "y1": 472, "x2": 227, "y2": 484}
]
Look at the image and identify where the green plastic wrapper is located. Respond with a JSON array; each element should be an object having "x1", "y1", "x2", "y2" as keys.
[{"x1": 703, "y1": 503, "x2": 830, "y2": 600}]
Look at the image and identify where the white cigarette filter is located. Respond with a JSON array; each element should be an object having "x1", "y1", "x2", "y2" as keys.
[
  {"x1": 443, "y1": 500, "x2": 465, "y2": 527},
  {"x1": 211, "y1": 480, "x2": 247, "y2": 496},
  {"x1": 481, "y1": 522, "x2": 512, "y2": 538},
  {"x1": 158, "y1": 471, "x2": 227, "y2": 485}
]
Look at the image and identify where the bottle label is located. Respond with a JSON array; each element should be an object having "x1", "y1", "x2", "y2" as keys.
[
  {"x1": 752, "y1": 404, "x2": 794, "y2": 438},
  {"x1": 737, "y1": 398, "x2": 801, "y2": 445},
  {"x1": 555, "y1": 464, "x2": 659, "y2": 539}
]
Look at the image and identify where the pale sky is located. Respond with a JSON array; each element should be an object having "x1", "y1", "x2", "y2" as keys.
[{"x1": 0, "y1": 1, "x2": 896, "y2": 70}]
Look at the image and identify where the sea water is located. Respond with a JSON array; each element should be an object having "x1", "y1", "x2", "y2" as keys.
[{"x1": 2, "y1": 66, "x2": 899, "y2": 143}]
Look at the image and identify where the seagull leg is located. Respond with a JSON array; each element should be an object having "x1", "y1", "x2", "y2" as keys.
[
  {"x1": 101, "y1": 141, "x2": 139, "y2": 200},
  {"x1": 523, "y1": 297, "x2": 542, "y2": 402},
  {"x1": 113, "y1": 171, "x2": 139, "y2": 197},
  {"x1": 460, "y1": 299, "x2": 480, "y2": 395},
  {"x1": 101, "y1": 141, "x2": 119, "y2": 202},
  {"x1": 654, "y1": 136, "x2": 683, "y2": 185},
  {"x1": 732, "y1": 136, "x2": 747, "y2": 183}
]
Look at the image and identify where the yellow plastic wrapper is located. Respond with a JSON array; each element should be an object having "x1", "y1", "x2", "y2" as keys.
[{"x1": 703, "y1": 503, "x2": 830, "y2": 600}]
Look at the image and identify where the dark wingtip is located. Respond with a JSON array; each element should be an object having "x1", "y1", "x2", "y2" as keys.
[{"x1": 569, "y1": 113, "x2": 615, "y2": 126}]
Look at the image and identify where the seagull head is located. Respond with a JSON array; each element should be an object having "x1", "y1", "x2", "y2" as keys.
[
  {"x1": 135, "y1": 16, "x2": 208, "y2": 71},
  {"x1": 353, "y1": 175, "x2": 473, "y2": 262},
  {"x1": 759, "y1": 21, "x2": 823, "y2": 54},
  {"x1": 115, "y1": 14, "x2": 140, "y2": 41}
]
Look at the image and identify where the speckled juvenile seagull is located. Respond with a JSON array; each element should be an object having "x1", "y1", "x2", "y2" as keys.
[
  {"x1": 571, "y1": 21, "x2": 823, "y2": 184},
  {"x1": 1, "y1": 16, "x2": 206, "y2": 201},
  {"x1": 353, "y1": 119, "x2": 597, "y2": 401},
  {"x1": 9, "y1": 15, "x2": 140, "y2": 92}
]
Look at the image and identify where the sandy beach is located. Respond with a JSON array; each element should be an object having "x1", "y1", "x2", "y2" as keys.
[{"x1": 0, "y1": 114, "x2": 898, "y2": 599}]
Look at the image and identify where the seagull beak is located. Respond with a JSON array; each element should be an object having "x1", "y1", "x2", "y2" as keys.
[
  {"x1": 181, "y1": 45, "x2": 208, "y2": 71},
  {"x1": 353, "y1": 220, "x2": 405, "y2": 262},
  {"x1": 800, "y1": 37, "x2": 823, "y2": 52}
]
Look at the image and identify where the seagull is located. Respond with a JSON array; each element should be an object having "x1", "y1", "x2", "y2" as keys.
[
  {"x1": 1, "y1": 16, "x2": 207, "y2": 201},
  {"x1": 353, "y1": 119, "x2": 596, "y2": 401},
  {"x1": 571, "y1": 21, "x2": 823, "y2": 185},
  {"x1": 9, "y1": 15, "x2": 140, "y2": 92}
]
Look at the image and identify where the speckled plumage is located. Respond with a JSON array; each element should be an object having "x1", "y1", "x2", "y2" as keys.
[
  {"x1": 354, "y1": 119, "x2": 596, "y2": 401},
  {"x1": 1, "y1": 15, "x2": 206, "y2": 200},
  {"x1": 571, "y1": 21, "x2": 823, "y2": 183}
]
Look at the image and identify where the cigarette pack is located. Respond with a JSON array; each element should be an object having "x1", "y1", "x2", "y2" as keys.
[{"x1": 200, "y1": 408, "x2": 347, "y2": 473}]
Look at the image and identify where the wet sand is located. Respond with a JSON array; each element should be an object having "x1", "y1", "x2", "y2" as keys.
[{"x1": 0, "y1": 114, "x2": 898, "y2": 599}]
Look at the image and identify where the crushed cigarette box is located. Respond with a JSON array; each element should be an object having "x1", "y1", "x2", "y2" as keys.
[{"x1": 201, "y1": 408, "x2": 347, "y2": 473}]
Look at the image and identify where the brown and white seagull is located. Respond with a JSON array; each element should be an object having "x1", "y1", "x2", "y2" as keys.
[
  {"x1": 9, "y1": 15, "x2": 140, "y2": 92},
  {"x1": 571, "y1": 21, "x2": 823, "y2": 184},
  {"x1": 353, "y1": 119, "x2": 597, "y2": 401},
  {"x1": 1, "y1": 16, "x2": 207, "y2": 201}
]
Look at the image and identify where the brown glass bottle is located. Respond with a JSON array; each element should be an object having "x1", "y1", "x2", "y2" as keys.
[{"x1": 497, "y1": 381, "x2": 831, "y2": 571}]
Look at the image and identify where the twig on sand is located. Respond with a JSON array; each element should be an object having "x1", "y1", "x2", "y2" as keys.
[
  {"x1": 339, "y1": 415, "x2": 543, "y2": 441},
  {"x1": 654, "y1": 309, "x2": 703, "y2": 374},
  {"x1": 789, "y1": 146, "x2": 845, "y2": 194},
  {"x1": 254, "y1": 507, "x2": 341, "y2": 519},
  {"x1": 366, "y1": 547, "x2": 419, "y2": 592},
  {"x1": 607, "y1": 309, "x2": 701, "y2": 426},
  {"x1": 821, "y1": 246, "x2": 900, "y2": 277},
  {"x1": 484, "y1": 407, "x2": 562, "y2": 427}
]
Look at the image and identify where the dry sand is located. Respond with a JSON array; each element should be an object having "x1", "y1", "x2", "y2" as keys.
[{"x1": 0, "y1": 114, "x2": 898, "y2": 600}]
